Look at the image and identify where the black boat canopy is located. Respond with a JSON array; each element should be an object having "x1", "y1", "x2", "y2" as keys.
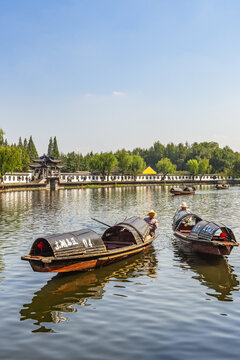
[
  {"x1": 103, "y1": 216, "x2": 150, "y2": 245},
  {"x1": 29, "y1": 217, "x2": 150, "y2": 258},
  {"x1": 170, "y1": 187, "x2": 183, "y2": 192},
  {"x1": 30, "y1": 229, "x2": 106, "y2": 258},
  {"x1": 189, "y1": 220, "x2": 236, "y2": 242},
  {"x1": 172, "y1": 211, "x2": 202, "y2": 230},
  {"x1": 183, "y1": 186, "x2": 195, "y2": 191}
]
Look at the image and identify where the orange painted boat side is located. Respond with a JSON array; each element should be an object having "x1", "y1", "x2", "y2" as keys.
[
  {"x1": 25, "y1": 241, "x2": 153, "y2": 273},
  {"x1": 171, "y1": 191, "x2": 195, "y2": 195}
]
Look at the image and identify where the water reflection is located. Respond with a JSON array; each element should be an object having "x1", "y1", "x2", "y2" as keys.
[
  {"x1": 173, "y1": 243, "x2": 239, "y2": 301},
  {"x1": 0, "y1": 257, "x2": 5, "y2": 285},
  {"x1": 20, "y1": 248, "x2": 157, "y2": 333}
]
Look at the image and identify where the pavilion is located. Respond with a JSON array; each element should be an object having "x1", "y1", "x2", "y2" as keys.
[{"x1": 28, "y1": 154, "x2": 65, "y2": 181}]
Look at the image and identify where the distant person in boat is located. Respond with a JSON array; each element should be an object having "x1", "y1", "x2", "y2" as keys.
[
  {"x1": 144, "y1": 210, "x2": 158, "y2": 235},
  {"x1": 181, "y1": 202, "x2": 188, "y2": 211}
]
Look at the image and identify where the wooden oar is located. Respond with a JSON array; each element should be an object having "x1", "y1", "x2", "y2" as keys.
[{"x1": 91, "y1": 218, "x2": 112, "y2": 227}]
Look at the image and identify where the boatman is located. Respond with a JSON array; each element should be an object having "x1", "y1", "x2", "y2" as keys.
[
  {"x1": 179, "y1": 202, "x2": 193, "y2": 227},
  {"x1": 144, "y1": 210, "x2": 158, "y2": 235},
  {"x1": 181, "y1": 202, "x2": 188, "y2": 211},
  {"x1": 175, "y1": 202, "x2": 189, "y2": 215}
]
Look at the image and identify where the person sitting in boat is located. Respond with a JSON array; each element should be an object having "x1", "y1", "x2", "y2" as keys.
[
  {"x1": 179, "y1": 202, "x2": 193, "y2": 227},
  {"x1": 175, "y1": 201, "x2": 189, "y2": 215},
  {"x1": 181, "y1": 202, "x2": 188, "y2": 211},
  {"x1": 144, "y1": 210, "x2": 158, "y2": 235}
]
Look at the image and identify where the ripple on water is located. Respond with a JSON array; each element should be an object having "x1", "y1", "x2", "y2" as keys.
[{"x1": 0, "y1": 186, "x2": 240, "y2": 360}]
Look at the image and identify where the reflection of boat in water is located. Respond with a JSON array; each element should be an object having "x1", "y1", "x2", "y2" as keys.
[
  {"x1": 174, "y1": 244, "x2": 239, "y2": 301},
  {"x1": 170, "y1": 186, "x2": 195, "y2": 195},
  {"x1": 21, "y1": 216, "x2": 156, "y2": 273},
  {"x1": 20, "y1": 248, "x2": 157, "y2": 332}
]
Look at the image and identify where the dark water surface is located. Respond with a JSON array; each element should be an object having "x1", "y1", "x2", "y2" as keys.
[{"x1": 1, "y1": 186, "x2": 240, "y2": 360}]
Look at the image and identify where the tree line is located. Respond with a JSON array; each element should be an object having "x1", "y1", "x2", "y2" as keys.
[
  {"x1": 0, "y1": 129, "x2": 60, "y2": 177},
  {"x1": 62, "y1": 141, "x2": 240, "y2": 178},
  {"x1": 1, "y1": 128, "x2": 240, "y2": 178}
]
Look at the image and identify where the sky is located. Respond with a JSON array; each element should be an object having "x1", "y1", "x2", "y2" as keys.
[{"x1": 1, "y1": 0, "x2": 240, "y2": 155}]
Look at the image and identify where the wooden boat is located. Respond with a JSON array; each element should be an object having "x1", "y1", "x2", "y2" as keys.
[
  {"x1": 172, "y1": 210, "x2": 238, "y2": 256},
  {"x1": 20, "y1": 248, "x2": 158, "y2": 326},
  {"x1": 216, "y1": 184, "x2": 230, "y2": 190},
  {"x1": 170, "y1": 186, "x2": 195, "y2": 195},
  {"x1": 21, "y1": 216, "x2": 156, "y2": 273}
]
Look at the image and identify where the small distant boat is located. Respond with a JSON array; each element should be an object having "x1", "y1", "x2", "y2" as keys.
[
  {"x1": 216, "y1": 184, "x2": 230, "y2": 190},
  {"x1": 172, "y1": 210, "x2": 238, "y2": 256},
  {"x1": 21, "y1": 216, "x2": 156, "y2": 273},
  {"x1": 170, "y1": 186, "x2": 195, "y2": 195}
]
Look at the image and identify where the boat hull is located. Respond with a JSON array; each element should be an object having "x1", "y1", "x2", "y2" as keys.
[
  {"x1": 174, "y1": 232, "x2": 235, "y2": 256},
  {"x1": 24, "y1": 242, "x2": 153, "y2": 273},
  {"x1": 216, "y1": 185, "x2": 229, "y2": 190},
  {"x1": 171, "y1": 191, "x2": 195, "y2": 195}
]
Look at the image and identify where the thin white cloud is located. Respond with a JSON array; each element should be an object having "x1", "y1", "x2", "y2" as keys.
[{"x1": 113, "y1": 91, "x2": 126, "y2": 97}]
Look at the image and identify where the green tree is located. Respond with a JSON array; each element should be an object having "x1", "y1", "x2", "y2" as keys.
[
  {"x1": 82, "y1": 152, "x2": 93, "y2": 170},
  {"x1": 89, "y1": 152, "x2": 118, "y2": 177},
  {"x1": 209, "y1": 147, "x2": 232, "y2": 173},
  {"x1": 198, "y1": 158, "x2": 212, "y2": 180},
  {"x1": 0, "y1": 145, "x2": 23, "y2": 176},
  {"x1": 0, "y1": 129, "x2": 5, "y2": 146},
  {"x1": 129, "y1": 155, "x2": 146, "y2": 178},
  {"x1": 23, "y1": 138, "x2": 28, "y2": 150},
  {"x1": 103, "y1": 152, "x2": 118, "y2": 176},
  {"x1": 74, "y1": 153, "x2": 84, "y2": 171},
  {"x1": 232, "y1": 154, "x2": 240, "y2": 178},
  {"x1": 175, "y1": 143, "x2": 189, "y2": 170},
  {"x1": 27, "y1": 136, "x2": 38, "y2": 158},
  {"x1": 186, "y1": 159, "x2": 199, "y2": 179},
  {"x1": 21, "y1": 146, "x2": 31, "y2": 171},
  {"x1": 63, "y1": 152, "x2": 85, "y2": 172},
  {"x1": 18, "y1": 137, "x2": 23, "y2": 147},
  {"x1": 143, "y1": 141, "x2": 165, "y2": 169},
  {"x1": 18, "y1": 137, "x2": 30, "y2": 171},
  {"x1": 164, "y1": 143, "x2": 178, "y2": 164},
  {"x1": 116, "y1": 149, "x2": 132, "y2": 175},
  {"x1": 156, "y1": 157, "x2": 176, "y2": 179},
  {"x1": 64, "y1": 152, "x2": 78, "y2": 172},
  {"x1": 52, "y1": 136, "x2": 60, "y2": 158},
  {"x1": 89, "y1": 153, "x2": 101, "y2": 173},
  {"x1": 47, "y1": 137, "x2": 53, "y2": 156}
]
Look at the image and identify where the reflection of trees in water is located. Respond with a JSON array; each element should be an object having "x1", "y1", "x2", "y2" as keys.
[
  {"x1": 173, "y1": 243, "x2": 239, "y2": 301},
  {"x1": 20, "y1": 248, "x2": 157, "y2": 332}
]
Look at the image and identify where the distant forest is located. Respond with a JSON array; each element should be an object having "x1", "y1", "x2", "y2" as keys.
[{"x1": 1, "y1": 128, "x2": 240, "y2": 178}]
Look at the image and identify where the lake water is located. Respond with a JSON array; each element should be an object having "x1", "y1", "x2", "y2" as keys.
[{"x1": 1, "y1": 185, "x2": 240, "y2": 360}]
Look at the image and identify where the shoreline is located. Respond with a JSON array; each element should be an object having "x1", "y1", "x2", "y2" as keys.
[{"x1": 0, "y1": 180, "x2": 239, "y2": 192}]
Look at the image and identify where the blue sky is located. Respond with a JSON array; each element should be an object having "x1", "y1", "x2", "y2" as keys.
[{"x1": 1, "y1": 0, "x2": 240, "y2": 154}]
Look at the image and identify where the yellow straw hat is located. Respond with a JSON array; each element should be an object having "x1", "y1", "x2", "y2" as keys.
[{"x1": 147, "y1": 209, "x2": 157, "y2": 217}]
